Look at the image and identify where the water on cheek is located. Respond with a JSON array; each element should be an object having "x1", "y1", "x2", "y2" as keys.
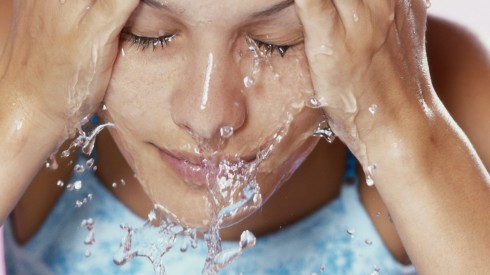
[{"x1": 49, "y1": 37, "x2": 319, "y2": 274}]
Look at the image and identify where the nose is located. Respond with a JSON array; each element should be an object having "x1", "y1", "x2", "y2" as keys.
[{"x1": 170, "y1": 51, "x2": 247, "y2": 141}]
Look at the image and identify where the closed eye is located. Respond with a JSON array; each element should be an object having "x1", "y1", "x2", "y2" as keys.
[
  {"x1": 121, "y1": 32, "x2": 176, "y2": 51},
  {"x1": 253, "y1": 39, "x2": 291, "y2": 57}
]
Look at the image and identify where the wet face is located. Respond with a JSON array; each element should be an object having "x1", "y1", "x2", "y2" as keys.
[{"x1": 104, "y1": 0, "x2": 323, "y2": 229}]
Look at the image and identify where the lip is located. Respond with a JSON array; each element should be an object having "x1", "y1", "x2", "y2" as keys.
[
  {"x1": 156, "y1": 147, "x2": 209, "y2": 186},
  {"x1": 154, "y1": 145, "x2": 258, "y2": 187}
]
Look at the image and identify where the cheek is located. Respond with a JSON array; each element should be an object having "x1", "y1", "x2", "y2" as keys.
[{"x1": 104, "y1": 50, "x2": 182, "y2": 140}]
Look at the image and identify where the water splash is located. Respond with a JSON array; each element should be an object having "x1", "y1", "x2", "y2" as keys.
[
  {"x1": 60, "y1": 123, "x2": 115, "y2": 159},
  {"x1": 203, "y1": 230, "x2": 256, "y2": 274},
  {"x1": 75, "y1": 193, "x2": 93, "y2": 208},
  {"x1": 66, "y1": 180, "x2": 83, "y2": 191},
  {"x1": 113, "y1": 126, "x2": 295, "y2": 274},
  {"x1": 114, "y1": 208, "x2": 199, "y2": 275},
  {"x1": 313, "y1": 119, "x2": 336, "y2": 143},
  {"x1": 81, "y1": 218, "x2": 95, "y2": 257}
]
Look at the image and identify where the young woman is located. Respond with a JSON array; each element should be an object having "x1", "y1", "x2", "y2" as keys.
[{"x1": 1, "y1": 0, "x2": 489, "y2": 274}]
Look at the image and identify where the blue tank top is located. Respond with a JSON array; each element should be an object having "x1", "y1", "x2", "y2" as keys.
[{"x1": 3, "y1": 153, "x2": 416, "y2": 274}]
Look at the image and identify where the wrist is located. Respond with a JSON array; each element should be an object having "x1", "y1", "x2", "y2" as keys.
[{"x1": 0, "y1": 80, "x2": 67, "y2": 156}]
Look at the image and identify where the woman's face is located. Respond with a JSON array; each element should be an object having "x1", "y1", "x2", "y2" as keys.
[{"x1": 104, "y1": 0, "x2": 323, "y2": 229}]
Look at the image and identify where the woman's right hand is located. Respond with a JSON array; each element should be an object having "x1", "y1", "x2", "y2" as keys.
[
  {"x1": 0, "y1": 0, "x2": 139, "y2": 224},
  {"x1": 0, "y1": 0, "x2": 139, "y2": 137}
]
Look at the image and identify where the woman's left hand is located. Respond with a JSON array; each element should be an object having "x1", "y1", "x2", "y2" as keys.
[{"x1": 295, "y1": 0, "x2": 431, "y2": 166}]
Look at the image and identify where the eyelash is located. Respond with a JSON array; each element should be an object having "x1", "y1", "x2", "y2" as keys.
[
  {"x1": 121, "y1": 32, "x2": 292, "y2": 57},
  {"x1": 253, "y1": 40, "x2": 291, "y2": 57},
  {"x1": 121, "y1": 32, "x2": 176, "y2": 51}
]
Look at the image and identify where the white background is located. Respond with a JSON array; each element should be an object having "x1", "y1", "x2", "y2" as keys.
[{"x1": 429, "y1": 0, "x2": 490, "y2": 48}]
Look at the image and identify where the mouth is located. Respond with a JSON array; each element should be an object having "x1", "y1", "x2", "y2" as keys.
[{"x1": 153, "y1": 144, "x2": 258, "y2": 187}]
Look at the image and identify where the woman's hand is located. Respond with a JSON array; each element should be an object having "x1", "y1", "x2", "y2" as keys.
[
  {"x1": 296, "y1": 1, "x2": 490, "y2": 272},
  {"x1": 295, "y1": 0, "x2": 431, "y2": 167},
  {"x1": 0, "y1": 0, "x2": 139, "y2": 137},
  {"x1": 0, "y1": 0, "x2": 138, "y2": 224}
]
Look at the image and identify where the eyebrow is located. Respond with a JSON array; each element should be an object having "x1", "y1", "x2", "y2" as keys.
[
  {"x1": 251, "y1": 0, "x2": 295, "y2": 18},
  {"x1": 141, "y1": 0, "x2": 295, "y2": 18}
]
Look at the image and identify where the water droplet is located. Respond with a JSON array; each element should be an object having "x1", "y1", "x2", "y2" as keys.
[
  {"x1": 74, "y1": 164, "x2": 85, "y2": 174},
  {"x1": 366, "y1": 176, "x2": 375, "y2": 187},
  {"x1": 320, "y1": 264, "x2": 325, "y2": 272},
  {"x1": 121, "y1": 48, "x2": 126, "y2": 57},
  {"x1": 56, "y1": 180, "x2": 64, "y2": 187},
  {"x1": 85, "y1": 250, "x2": 92, "y2": 257},
  {"x1": 376, "y1": 211, "x2": 382, "y2": 217},
  {"x1": 239, "y1": 230, "x2": 256, "y2": 249},
  {"x1": 366, "y1": 163, "x2": 377, "y2": 187},
  {"x1": 112, "y1": 182, "x2": 118, "y2": 188},
  {"x1": 313, "y1": 127, "x2": 336, "y2": 143},
  {"x1": 274, "y1": 73, "x2": 280, "y2": 80},
  {"x1": 365, "y1": 239, "x2": 373, "y2": 246},
  {"x1": 61, "y1": 149, "x2": 70, "y2": 158},
  {"x1": 312, "y1": 44, "x2": 334, "y2": 56},
  {"x1": 73, "y1": 180, "x2": 82, "y2": 190},
  {"x1": 86, "y1": 158, "x2": 95, "y2": 168},
  {"x1": 92, "y1": 165, "x2": 98, "y2": 171},
  {"x1": 346, "y1": 228, "x2": 355, "y2": 237},
  {"x1": 75, "y1": 200, "x2": 84, "y2": 208},
  {"x1": 120, "y1": 179, "x2": 126, "y2": 186},
  {"x1": 425, "y1": 0, "x2": 432, "y2": 8},
  {"x1": 45, "y1": 154, "x2": 58, "y2": 170},
  {"x1": 220, "y1": 126, "x2": 234, "y2": 139},
  {"x1": 16, "y1": 119, "x2": 23, "y2": 131},
  {"x1": 306, "y1": 96, "x2": 323, "y2": 108},
  {"x1": 371, "y1": 265, "x2": 381, "y2": 275},
  {"x1": 353, "y1": 11, "x2": 359, "y2": 22},
  {"x1": 368, "y1": 104, "x2": 378, "y2": 115},
  {"x1": 101, "y1": 104, "x2": 108, "y2": 111},
  {"x1": 243, "y1": 76, "x2": 255, "y2": 88}
]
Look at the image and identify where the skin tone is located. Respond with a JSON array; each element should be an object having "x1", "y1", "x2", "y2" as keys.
[{"x1": 1, "y1": 0, "x2": 490, "y2": 272}]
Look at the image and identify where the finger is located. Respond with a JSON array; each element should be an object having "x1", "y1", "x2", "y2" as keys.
[
  {"x1": 330, "y1": 0, "x2": 364, "y2": 29},
  {"x1": 295, "y1": 0, "x2": 346, "y2": 105},
  {"x1": 296, "y1": 0, "x2": 342, "y2": 45},
  {"x1": 83, "y1": 0, "x2": 139, "y2": 30},
  {"x1": 295, "y1": 0, "x2": 344, "y2": 69}
]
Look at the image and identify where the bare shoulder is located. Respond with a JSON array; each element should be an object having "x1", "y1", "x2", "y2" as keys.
[{"x1": 427, "y1": 16, "x2": 490, "y2": 167}]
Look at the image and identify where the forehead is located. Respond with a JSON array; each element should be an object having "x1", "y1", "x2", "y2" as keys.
[{"x1": 141, "y1": 0, "x2": 294, "y2": 22}]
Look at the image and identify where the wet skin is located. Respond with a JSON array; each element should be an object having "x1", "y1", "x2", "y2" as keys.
[{"x1": 4, "y1": 0, "x2": 490, "y2": 266}]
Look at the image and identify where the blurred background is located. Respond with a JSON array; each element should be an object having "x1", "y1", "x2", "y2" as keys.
[{"x1": 430, "y1": 0, "x2": 490, "y2": 48}]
